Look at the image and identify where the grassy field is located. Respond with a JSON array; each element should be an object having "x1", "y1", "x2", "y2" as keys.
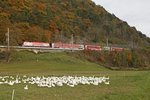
[{"x1": 0, "y1": 51, "x2": 150, "y2": 100}]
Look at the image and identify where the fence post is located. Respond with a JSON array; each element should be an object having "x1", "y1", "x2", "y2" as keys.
[{"x1": 11, "y1": 89, "x2": 15, "y2": 100}]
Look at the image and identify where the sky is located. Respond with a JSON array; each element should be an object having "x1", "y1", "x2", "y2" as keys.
[{"x1": 92, "y1": 0, "x2": 150, "y2": 38}]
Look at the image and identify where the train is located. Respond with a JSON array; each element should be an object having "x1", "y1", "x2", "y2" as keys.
[
  {"x1": 22, "y1": 41, "x2": 124, "y2": 51},
  {"x1": 103, "y1": 46, "x2": 124, "y2": 51}
]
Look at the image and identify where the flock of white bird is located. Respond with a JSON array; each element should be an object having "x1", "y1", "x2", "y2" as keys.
[{"x1": 0, "y1": 75, "x2": 109, "y2": 90}]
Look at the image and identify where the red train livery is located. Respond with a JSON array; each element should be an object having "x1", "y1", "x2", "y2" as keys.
[
  {"x1": 23, "y1": 42, "x2": 50, "y2": 47},
  {"x1": 52, "y1": 43, "x2": 84, "y2": 50},
  {"x1": 84, "y1": 45, "x2": 102, "y2": 51},
  {"x1": 111, "y1": 47, "x2": 124, "y2": 52},
  {"x1": 22, "y1": 42, "x2": 124, "y2": 52}
]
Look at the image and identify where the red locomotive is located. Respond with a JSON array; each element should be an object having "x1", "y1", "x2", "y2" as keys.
[{"x1": 23, "y1": 42, "x2": 50, "y2": 47}]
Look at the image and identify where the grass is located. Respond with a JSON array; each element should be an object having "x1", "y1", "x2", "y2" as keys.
[
  {"x1": 0, "y1": 51, "x2": 107, "y2": 75},
  {"x1": 0, "y1": 51, "x2": 150, "y2": 100}
]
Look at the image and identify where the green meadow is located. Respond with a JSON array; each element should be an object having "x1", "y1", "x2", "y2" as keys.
[{"x1": 0, "y1": 51, "x2": 149, "y2": 100}]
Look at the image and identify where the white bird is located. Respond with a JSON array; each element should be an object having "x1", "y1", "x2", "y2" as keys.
[
  {"x1": 105, "y1": 81, "x2": 110, "y2": 85},
  {"x1": 68, "y1": 84, "x2": 75, "y2": 87},
  {"x1": 56, "y1": 82, "x2": 63, "y2": 86},
  {"x1": 0, "y1": 82, "x2": 4, "y2": 85},
  {"x1": 24, "y1": 85, "x2": 28, "y2": 90},
  {"x1": 51, "y1": 83, "x2": 55, "y2": 87},
  {"x1": 92, "y1": 81, "x2": 99, "y2": 86},
  {"x1": 2, "y1": 78, "x2": 5, "y2": 81},
  {"x1": 8, "y1": 81, "x2": 14, "y2": 86}
]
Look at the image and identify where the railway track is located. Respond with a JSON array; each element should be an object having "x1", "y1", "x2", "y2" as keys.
[{"x1": 0, "y1": 45, "x2": 83, "y2": 52}]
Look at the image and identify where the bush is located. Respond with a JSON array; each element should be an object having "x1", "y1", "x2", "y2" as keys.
[
  {"x1": 0, "y1": 52, "x2": 6, "y2": 60},
  {"x1": 70, "y1": 49, "x2": 150, "y2": 70}
]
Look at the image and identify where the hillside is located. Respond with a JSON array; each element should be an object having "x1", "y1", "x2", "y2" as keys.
[
  {"x1": 0, "y1": 51, "x2": 108, "y2": 75},
  {"x1": 0, "y1": 0, "x2": 150, "y2": 47}
]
